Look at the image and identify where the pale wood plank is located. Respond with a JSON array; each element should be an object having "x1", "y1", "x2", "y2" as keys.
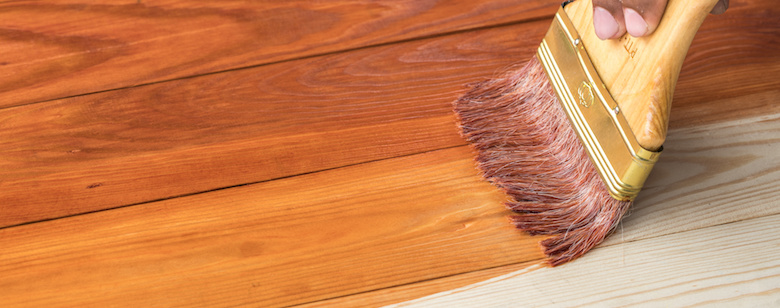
[
  {"x1": 0, "y1": 147, "x2": 546, "y2": 308},
  {"x1": 3, "y1": 0, "x2": 779, "y2": 228},
  {"x1": 605, "y1": 113, "x2": 780, "y2": 245},
  {"x1": 387, "y1": 213, "x2": 780, "y2": 307},
  {"x1": 0, "y1": 0, "x2": 557, "y2": 108}
]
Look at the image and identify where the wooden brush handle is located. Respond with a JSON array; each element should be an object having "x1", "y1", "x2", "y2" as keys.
[{"x1": 564, "y1": 0, "x2": 719, "y2": 150}]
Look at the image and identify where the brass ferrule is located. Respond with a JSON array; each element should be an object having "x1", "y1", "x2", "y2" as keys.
[{"x1": 536, "y1": 6, "x2": 661, "y2": 201}]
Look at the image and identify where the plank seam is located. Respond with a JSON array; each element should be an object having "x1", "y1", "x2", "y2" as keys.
[{"x1": 0, "y1": 144, "x2": 467, "y2": 231}]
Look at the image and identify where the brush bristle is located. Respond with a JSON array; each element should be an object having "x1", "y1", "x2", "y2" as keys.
[{"x1": 454, "y1": 56, "x2": 630, "y2": 266}]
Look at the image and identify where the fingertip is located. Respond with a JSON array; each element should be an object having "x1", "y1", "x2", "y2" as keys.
[
  {"x1": 593, "y1": 6, "x2": 620, "y2": 40},
  {"x1": 623, "y1": 8, "x2": 649, "y2": 37},
  {"x1": 621, "y1": 0, "x2": 667, "y2": 37}
]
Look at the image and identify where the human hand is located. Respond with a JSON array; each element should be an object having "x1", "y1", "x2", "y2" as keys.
[{"x1": 592, "y1": 0, "x2": 729, "y2": 40}]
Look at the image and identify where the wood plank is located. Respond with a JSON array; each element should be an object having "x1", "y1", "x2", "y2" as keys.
[
  {"x1": 2, "y1": 0, "x2": 779, "y2": 228},
  {"x1": 604, "y1": 113, "x2": 780, "y2": 245},
  {"x1": 387, "y1": 213, "x2": 780, "y2": 307},
  {"x1": 0, "y1": 147, "x2": 547, "y2": 308},
  {"x1": 294, "y1": 113, "x2": 780, "y2": 306},
  {"x1": 297, "y1": 262, "x2": 540, "y2": 308},
  {"x1": 0, "y1": 0, "x2": 557, "y2": 108}
]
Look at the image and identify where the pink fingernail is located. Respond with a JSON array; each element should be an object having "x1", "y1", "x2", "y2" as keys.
[
  {"x1": 624, "y1": 8, "x2": 648, "y2": 37},
  {"x1": 593, "y1": 7, "x2": 619, "y2": 40}
]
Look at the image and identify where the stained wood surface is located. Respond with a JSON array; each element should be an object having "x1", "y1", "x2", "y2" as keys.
[
  {"x1": 0, "y1": 0, "x2": 556, "y2": 108},
  {"x1": 1, "y1": 0, "x2": 779, "y2": 307},
  {"x1": 2, "y1": 0, "x2": 779, "y2": 229},
  {"x1": 0, "y1": 21, "x2": 539, "y2": 227},
  {"x1": 0, "y1": 147, "x2": 545, "y2": 307}
]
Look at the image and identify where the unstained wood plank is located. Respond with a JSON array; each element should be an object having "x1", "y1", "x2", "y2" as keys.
[
  {"x1": 0, "y1": 0, "x2": 557, "y2": 108},
  {"x1": 2, "y1": 0, "x2": 778, "y2": 228},
  {"x1": 605, "y1": 113, "x2": 780, "y2": 245}
]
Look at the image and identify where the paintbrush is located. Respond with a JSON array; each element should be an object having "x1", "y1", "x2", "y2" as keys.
[{"x1": 454, "y1": 0, "x2": 721, "y2": 265}]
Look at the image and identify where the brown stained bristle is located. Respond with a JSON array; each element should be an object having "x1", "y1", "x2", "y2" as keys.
[{"x1": 454, "y1": 56, "x2": 631, "y2": 266}]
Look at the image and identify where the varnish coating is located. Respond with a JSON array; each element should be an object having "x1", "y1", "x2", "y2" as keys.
[{"x1": 2, "y1": 0, "x2": 777, "y2": 228}]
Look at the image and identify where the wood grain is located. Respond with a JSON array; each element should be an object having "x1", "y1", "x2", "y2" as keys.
[
  {"x1": 605, "y1": 113, "x2": 780, "y2": 245},
  {"x1": 2, "y1": 0, "x2": 779, "y2": 229},
  {"x1": 295, "y1": 113, "x2": 780, "y2": 306},
  {"x1": 0, "y1": 147, "x2": 546, "y2": 308},
  {"x1": 0, "y1": 19, "x2": 545, "y2": 228},
  {"x1": 671, "y1": 1, "x2": 780, "y2": 128},
  {"x1": 388, "y1": 213, "x2": 780, "y2": 307},
  {"x1": 0, "y1": 0, "x2": 557, "y2": 108}
]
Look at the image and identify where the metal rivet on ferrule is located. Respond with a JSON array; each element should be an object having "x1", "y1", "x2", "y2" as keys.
[
  {"x1": 613, "y1": 106, "x2": 620, "y2": 114},
  {"x1": 573, "y1": 38, "x2": 581, "y2": 45}
]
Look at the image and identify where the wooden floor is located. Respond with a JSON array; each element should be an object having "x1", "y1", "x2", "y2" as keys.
[{"x1": 1, "y1": 0, "x2": 778, "y2": 307}]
